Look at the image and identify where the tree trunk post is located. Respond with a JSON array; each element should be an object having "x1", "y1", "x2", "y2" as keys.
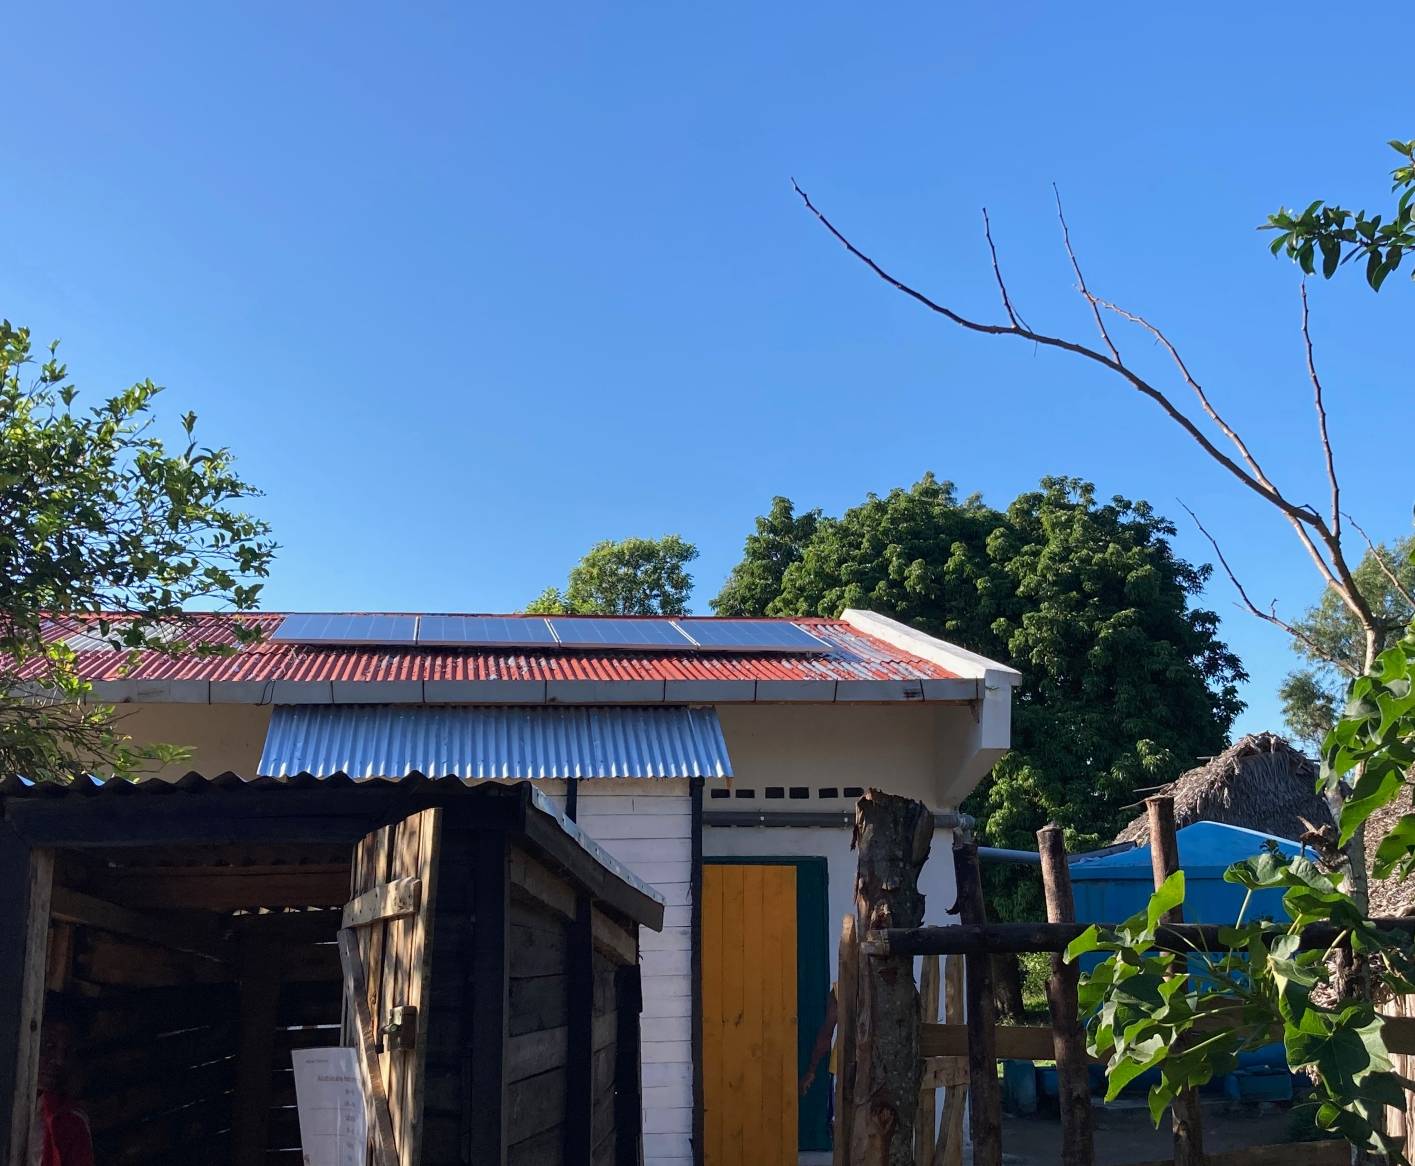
[
  {"x1": 1145, "y1": 796, "x2": 1206, "y2": 1166},
  {"x1": 953, "y1": 840, "x2": 1002, "y2": 1166},
  {"x1": 850, "y1": 790, "x2": 934, "y2": 1166},
  {"x1": 834, "y1": 914, "x2": 860, "y2": 1166},
  {"x1": 1037, "y1": 823, "x2": 1095, "y2": 1166}
]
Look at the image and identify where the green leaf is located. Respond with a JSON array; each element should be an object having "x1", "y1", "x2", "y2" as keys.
[
  {"x1": 1066, "y1": 924, "x2": 1103, "y2": 963},
  {"x1": 1147, "y1": 870, "x2": 1186, "y2": 931}
]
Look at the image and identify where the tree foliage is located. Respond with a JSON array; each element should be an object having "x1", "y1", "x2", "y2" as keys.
[
  {"x1": 714, "y1": 474, "x2": 1245, "y2": 899},
  {"x1": 526, "y1": 534, "x2": 698, "y2": 615},
  {"x1": 1, "y1": 320, "x2": 275, "y2": 781},
  {"x1": 1264, "y1": 140, "x2": 1415, "y2": 291},
  {"x1": 1280, "y1": 537, "x2": 1415, "y2": 751}
]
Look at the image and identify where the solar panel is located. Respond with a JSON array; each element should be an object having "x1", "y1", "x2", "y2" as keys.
[
  {"x1": 271, "y1": 613, "x2": 419, "y2": 644},
  {"x1": 547, "y1": 618, "x2": 697, "y2": 651},
  {"x1": 675, "y1": 619, "x2": 832, "y2": 653},
  {"x1": 417, "y1": 615, "x2": 558, "y2": 648}
]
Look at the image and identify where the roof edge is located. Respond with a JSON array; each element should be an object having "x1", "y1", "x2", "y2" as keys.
[{"x1": 839, "y1": 609, "x2": 1021, "y2": 685}]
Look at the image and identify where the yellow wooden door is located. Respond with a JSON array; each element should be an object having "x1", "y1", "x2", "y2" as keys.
[{"x1": 703, "y1": 863, "x2": 799, "y2": 1166}]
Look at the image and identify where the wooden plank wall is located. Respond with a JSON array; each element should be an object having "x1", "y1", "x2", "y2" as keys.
[
  {"x1": 505, "y1": 891, "x2": 573, "y2": 1164},
  {"x1": 60, "y1": 928, "x2": 242, "y2": 1166},
  {"x1": 44, "y1": 896, "x2": 343, "y2": 1166}
]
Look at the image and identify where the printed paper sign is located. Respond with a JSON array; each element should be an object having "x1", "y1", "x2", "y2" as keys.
[{"x1": 291, "y1": 1047, "x2": 368, "y2": 1166}]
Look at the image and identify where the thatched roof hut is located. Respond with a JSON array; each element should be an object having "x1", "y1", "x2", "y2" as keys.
[{"x1": 1114, "y1": 732, "x2": 1332, "y2": 846}]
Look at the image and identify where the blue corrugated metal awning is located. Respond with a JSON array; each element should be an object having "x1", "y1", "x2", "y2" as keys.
[{"x1": 257, "y1": 704, "x2": 733, "y2": 780}]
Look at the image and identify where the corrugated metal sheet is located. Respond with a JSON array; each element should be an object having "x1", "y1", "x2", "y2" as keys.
[
  {"x1": 257, "y1": 704, "x2": 733, "y2": 780},
  {"x1": 29, "y1": 613, "x2": 959, "y2": 686}
]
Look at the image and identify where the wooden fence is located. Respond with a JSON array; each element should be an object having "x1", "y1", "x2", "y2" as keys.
[{"x1": 835, "y1": 792, "x2": 1415, "y2": 1166}]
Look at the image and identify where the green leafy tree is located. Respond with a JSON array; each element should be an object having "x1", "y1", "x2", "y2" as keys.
[
  {"x1": 1264, "y1": 140, "x2": 1415, "y2": 290},
  {"x1": 715, "y1": 474, "x2": 1245, "y2": 913},
  {"x1": 527, "y1": 535, "x2": 698, "y2": 615},
  {"x1": 712, "y1": 497, "x2": 821, "y2": 618},
  {"x1": 1, "y1": 320, "x2": 275, "y2": 781},
  {"x1": 1280, "y1": 537, "x2": 1415, "y2": 751}
]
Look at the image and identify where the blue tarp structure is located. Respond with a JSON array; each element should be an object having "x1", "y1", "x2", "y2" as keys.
[{"x1": 1069, "y1": 820, "x2": 1304, "y2": 927}]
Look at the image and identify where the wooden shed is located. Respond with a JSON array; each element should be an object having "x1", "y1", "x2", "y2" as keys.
[{"x1": 0, "y1": 773, "x2": 664, "y2": 1166}]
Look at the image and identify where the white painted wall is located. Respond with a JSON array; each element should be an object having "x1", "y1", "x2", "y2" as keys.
[{"x1": 570, "y1": 780, "x2": 695, "y2": 1166}]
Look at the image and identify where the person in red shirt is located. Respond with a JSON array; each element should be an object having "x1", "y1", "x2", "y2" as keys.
[{"x1": 31, "y1": 997, "x2": 94, "y2": 1166}]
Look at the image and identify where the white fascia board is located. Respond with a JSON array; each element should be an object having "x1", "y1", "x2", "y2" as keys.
[
  {"x1": 840, "y1": 609, "x2": 1021, "y2": 685},
  {"x1": 545, "y1": 680, "x2": 667, "y2": 704}
]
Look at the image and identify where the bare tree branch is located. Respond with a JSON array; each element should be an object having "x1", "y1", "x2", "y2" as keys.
[
  {"x1": 1180, "y1": 501, "x2": 1359, "y2": 677},
  {"x1": 1345, "y1": 511, "x2": 1415, "y2": 611},
  {"x1": 1301, "y1": 281, "x2": 1341, "y2": 540},
  {"x1": 1053, "y1": 185, "x2": 1121, "y2": 364},
  {"x1": 981, "y1": 208, "x2": 1026, "y2": 330},
  {"x1": 791, "y1": 180, "x2": 1383, "y2": 650}
]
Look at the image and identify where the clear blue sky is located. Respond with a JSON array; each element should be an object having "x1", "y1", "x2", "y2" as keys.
[{"x1": 7, "y1": 2, "x2": 1412, "y2": 742}]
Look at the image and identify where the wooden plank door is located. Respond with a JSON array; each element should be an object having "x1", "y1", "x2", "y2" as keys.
[
  {"x1": 341, "y1": 808, "x2": 442, "y2": 1166},
  {"x1": 702, "y1": 863, "x2": 798, "y2": 1166}
]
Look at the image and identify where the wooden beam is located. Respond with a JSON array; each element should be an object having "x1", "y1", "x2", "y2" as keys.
[
  {"x1": 341, "y1": 877, "x2": 420, "y2": 928},
  {"x1": 50, "y1": 886, "x2": 231, "y2": 963},
  {"x1": 613, "y1": 964, "x2": 644, "y2": 1166},
  {"x1": 103, "y1": 863, "x2": 350, "y2": 910},
  {"x1": 508, "y1": 849, "x2": 577, "y2": 922},
  {"x1": 921, "y1": 1023, "x2": 1096, "y2": 1061},
  {"x1": 591, "y1": 907, "x2": 637, "y2": 967},
  {"x1": 336, "y1": 928, "x2": 398, "y2": 1166},
  {"x1": 230, "y1": 938, "x2": 282, "y2": 1166},
  {"x1": 914, "y1": 955, "x2": 942, "y2": 1166},
  {"x1": 866, "y1": 917, "x2": 1415, "y2": 956},
  {"x1": 1038, "y1": 823, "x2": 1095, "y2": 1166},
  {"x1": 1146, "y1": 795, "x2": 1205, "y2": 1166},
  {"x1": 564, "y1": 897, "x2": 594, "y2": 1162},
  {"x1": 468, "y1": 832, "x2": 510, "y2": 1166},
  {"x1": 931, "y1": 954, "x2": 966, "y2": 1166},
  {"x1": 954, "y1": 842, "x2": 1001, "y2": 1166},
  {"x1": 832, "y1": 915, "x2": 859, "y2": 1166},
  {"x1": 0, "y1": 831, "x2": 52, "y2": 1166}
]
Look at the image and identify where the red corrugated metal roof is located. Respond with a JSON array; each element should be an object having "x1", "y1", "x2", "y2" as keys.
[{"x1": 29, "y1": 613, "x2": 960, "y2": 685}]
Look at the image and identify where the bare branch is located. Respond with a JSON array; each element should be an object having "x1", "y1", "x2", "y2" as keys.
[
  {"x1": 1301, "y1": 281, "x2": 1341, "y2": 540},
  {"x1": 1180, "y1": 501, "x2": 1360, "y2": 677},
  {"x1": 790, "y1": 181, "x2": 1321, "y2": 534},
  {"x1": 792, "y1": 181, "x2": 1385, "y2": 647},
  {"x1": 1053, "y1": 185, "x2": 1121, "y2": 364},
  {"x1": 1345, "y1": 511, "x2": 1415, "y2": 610},
  {"x1": 981, "y1": 208, "x2": 1027, "y2": 330}
]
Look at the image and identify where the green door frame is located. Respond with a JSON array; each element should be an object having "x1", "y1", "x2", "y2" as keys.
[{"x1": 704, "y1": 856, "x2": 832, "y2": 1152}]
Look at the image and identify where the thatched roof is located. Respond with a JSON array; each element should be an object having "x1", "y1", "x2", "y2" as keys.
[{"x1": 1114, "y1": 732, "x2": 1332, "y2": 846}]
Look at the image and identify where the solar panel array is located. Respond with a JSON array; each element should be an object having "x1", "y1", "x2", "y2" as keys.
[
  {"x1": 270, "y1": 613, "x2": 419, "y2": 644},
  {"x1": 271, "y1": 613, "x2": 833, "y2": 653}
]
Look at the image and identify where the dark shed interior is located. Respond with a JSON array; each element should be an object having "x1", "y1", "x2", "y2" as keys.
[{"x1": 0, "y1": 775, "x2": 664, "y2": 1166}]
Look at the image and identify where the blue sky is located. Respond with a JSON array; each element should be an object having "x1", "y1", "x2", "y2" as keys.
[{"x1": 7, "y1": 2, "x2": 1412, "y2": 741}]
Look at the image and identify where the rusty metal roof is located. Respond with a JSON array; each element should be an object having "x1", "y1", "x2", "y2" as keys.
[{"x1": 25, "y1": 612, "x2": 975, "y2": 704}]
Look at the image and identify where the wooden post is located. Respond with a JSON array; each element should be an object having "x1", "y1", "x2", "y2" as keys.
[
  {"x1": 1037, "y1": 823, "x2": 1095, "y2": 1166},
  {"x1": 231, "y1": 938, "x2": 282, "y2": 1166},
  {"x1": 565, "y1": 896, "x2": 594, "y2": 1162},
  {"x1": 1146, "y1": 796, "x2": 1206, "y2": 1166},
  {"x1": 468, "y1": 832, "x2": 510, "y2": 1166},
  {"x1": 833, "y1": 915, "x2": 859, "y2": 1166},
  {"x1": 850, "y1": 790, "x2": 933, "y2": 1166},
  {"x1": 0, "y1": 831, "x2": 52, "y2": 1166},
  {"x1": 613, "y1": 964, "x2": 644, "y2": 1166},
  {"x1": 953, "y1": 841, "x2": 1001, "y2": 1166},
  {"x1": 930, "y1": 955, "x2": 966, "y2": 1166},
  {"x1": 914, "y1": 955, "x2": 941, "y2": 1166}
]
